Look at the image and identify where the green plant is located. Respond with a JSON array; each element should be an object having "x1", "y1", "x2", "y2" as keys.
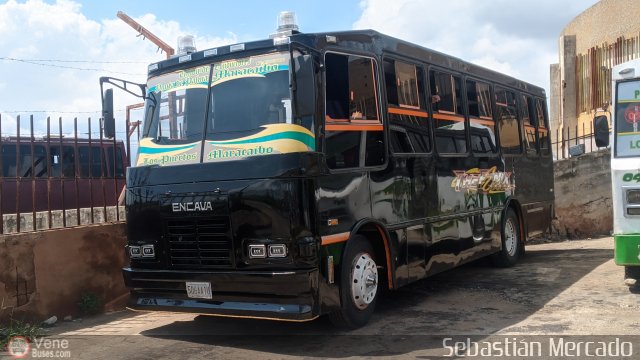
[
  {"x1": 0, "y1": 317, "x2": 41, "y2": 350},
  {"x1": 77, "y1": 292, "x2": 103, "y2": 316}
]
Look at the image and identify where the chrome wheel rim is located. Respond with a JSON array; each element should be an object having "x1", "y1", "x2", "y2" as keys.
[
  {"x1": 504, "y1": 217, "x2": 518, "y2": 257},
  {"x1": 351, "y1": 253, "x2": 378, "y2": 310}
]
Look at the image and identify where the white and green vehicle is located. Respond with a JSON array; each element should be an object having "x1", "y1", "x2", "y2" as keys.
[{"x1": 596, "y1": 59, "x2": 640, "y2": 287}]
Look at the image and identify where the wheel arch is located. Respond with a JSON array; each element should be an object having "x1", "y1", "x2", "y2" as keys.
[{"x1": 349, "y1": 219, "x2": 396, "y2": 290}]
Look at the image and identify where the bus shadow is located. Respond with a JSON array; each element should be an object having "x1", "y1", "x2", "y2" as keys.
[{"x1": 138, "y1": 245, "x2": 614, "y2": 357}]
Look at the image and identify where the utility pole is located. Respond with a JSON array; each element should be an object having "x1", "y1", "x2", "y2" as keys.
[{"x1": 117, "y1": 11, "x2": 175, "y2": 59}]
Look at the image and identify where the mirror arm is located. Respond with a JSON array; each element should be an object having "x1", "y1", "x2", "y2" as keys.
[{"x1": 99, "y1": 76, "x2": 147, "y2": 100}]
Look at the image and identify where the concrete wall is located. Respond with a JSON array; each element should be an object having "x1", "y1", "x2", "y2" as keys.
[
  {"x1": 553, "y1": 149, "x2": 612, "y2": 237},
  {"x1": 0, "y1": 223, "x2": 128, "y2": 322},
  {"x1": 560, "y1": 0, "x2": 640, "y2": 55}
]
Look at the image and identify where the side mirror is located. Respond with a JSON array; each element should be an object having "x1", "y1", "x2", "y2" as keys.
[
  {"x1": 594, "y1": 115, "x2": 609, "y2": 148},
  {"x1": 293, "y1": 54, "x2": 316, "y2": 119},
  {"x1": 102, "y1": 88, "x2": 115, "y2": 139}
]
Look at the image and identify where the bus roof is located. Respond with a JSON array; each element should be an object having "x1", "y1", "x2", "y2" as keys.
[{"x1": 148, "y1": 29, "x2": 545, "y2": 98}]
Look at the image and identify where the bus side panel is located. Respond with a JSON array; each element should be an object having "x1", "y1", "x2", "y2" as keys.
[
  {"x1": 316, "y1": 171, "x2": 376, "y2": 308},
  {"x1": 513, "y1": 152, "x2": 554, "y2": 237},
  {"x1": 424, "y1": 155, "x2": 503, "y2": 277}
]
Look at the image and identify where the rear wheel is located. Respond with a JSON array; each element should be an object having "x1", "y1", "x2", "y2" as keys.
[
  {"x1": 329, "y1": 235, "x2": 379, "y2": 329},
  {"x1": 491, "y1": 208, "x2": 522, "y2": 267}
]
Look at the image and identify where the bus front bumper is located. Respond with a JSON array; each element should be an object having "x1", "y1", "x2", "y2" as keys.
[
  {"x1": 614, "y1": 234, "x2": 640, "y2": 266},
  {"x1": 122, "y1": 267, "x2": 320, "y2": 322}
]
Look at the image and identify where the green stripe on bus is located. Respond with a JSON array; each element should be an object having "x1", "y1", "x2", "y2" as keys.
[{"x1": 614, "y1": 234, "x2": 640, "y2": 265}]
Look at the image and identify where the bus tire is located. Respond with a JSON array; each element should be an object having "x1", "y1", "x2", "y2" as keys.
[
  {"x1": 329, "y1": 235, "x2": 379, "y2": 329},
  {"x1": 624, "y1": 266, "x2": 640, "y2": 287},
  {"x1": 491, "y1": 208, "x2": 521, "y2": 268}
]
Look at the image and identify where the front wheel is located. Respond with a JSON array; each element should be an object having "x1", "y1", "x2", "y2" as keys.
[
  {"x1": 491, "y1": 208, "x2": 522, "y2": 267},
  {"x1": 329, "y1": 235, "x2": 379, "y2": 329},
  {"x1": 624, "y1": 266, "x2": 640, "y2": 287}
]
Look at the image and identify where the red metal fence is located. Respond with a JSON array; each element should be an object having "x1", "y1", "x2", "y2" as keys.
[
  {"x1": 0, "y1": 114, "x2": 129, "y2": 234},
  {"x1": 576, "y1": 34, "x2": 640, "y2": 114}
]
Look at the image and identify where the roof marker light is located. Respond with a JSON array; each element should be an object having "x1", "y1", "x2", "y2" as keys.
[
  {"x1": 277, "y1": 11, "x2": 299, "y2": 33},
  {"x1": 230, "y1": 43, "x2": 245, "y2": 52},
  {"x1": 619, "y1": 67, "x2": 635, "y2": 78},
  {"x1": 270, "y1": 11, "x2": 300, "y2": 43},
  {"x1": 177, "y1": 35, "x2": 197, "y2": 55}
]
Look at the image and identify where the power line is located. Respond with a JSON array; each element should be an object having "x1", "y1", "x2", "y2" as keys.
[
  {"x1": 1, "y1": 57, "x2": 148, "y2": 64},
  {"x1": 0, "y1": 109, "x2": 129, "y2": 114},
  {"x1": 0, "y1": 57, "x2": 144, "y2": 76}
]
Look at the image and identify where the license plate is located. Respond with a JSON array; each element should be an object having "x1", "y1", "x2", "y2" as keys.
[{"x1": 186, "y1": 282, "x2": 212, "y2": 299}]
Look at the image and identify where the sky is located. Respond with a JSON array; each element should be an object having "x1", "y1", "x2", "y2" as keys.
[{"x1": 0, "y1": 0, "x2": 600, "y2": 150}]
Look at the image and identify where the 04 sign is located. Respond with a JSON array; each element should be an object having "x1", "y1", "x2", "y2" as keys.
[{"x1": 622, "y1": 173, "x2": 640, "y2": 182}]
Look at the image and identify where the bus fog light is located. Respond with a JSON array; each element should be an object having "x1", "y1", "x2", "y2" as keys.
[
  {"x1": 627, "y1": 189, "x2": 640, "y2": 204},
  {"x1": 249, "y1": 244, "x2": 267, "y2": 258},
  {"x1": 141, "y1": 245, "x2": 155, "y2": 258},
  {"x1": 268, "y1": 244, "x2": 287, "y2": 258},
  {"x1": 129, "y1": 246, "x2": 142, "y2": 258}
]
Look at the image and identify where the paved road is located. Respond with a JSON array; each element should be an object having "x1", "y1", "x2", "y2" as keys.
[{"x1": 24, "y1": 237, "x2": 640, "y2": 358}]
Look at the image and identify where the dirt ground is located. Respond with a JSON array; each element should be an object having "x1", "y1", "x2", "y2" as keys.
[{"x1": 9, "y1": 236, "x2": 640, "y2": 359}]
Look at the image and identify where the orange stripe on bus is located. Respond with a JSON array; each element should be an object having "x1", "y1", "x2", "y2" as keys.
[
  {"x1": 470, "y1": 118, "x2": 495, "y2": 126},
  {"x1": 321, "y1": 232, "x2": 350, "y2": 245},
  {"x1": 433, "y1": 113, "x2": 465, "y2": 122},
  {"x1": 388, "y1": 107, "x2": 429, "y2": 118},
  {"x1": 375, "y1": 225, "x2": 395, "y2": 289},
  {"x1": 326, "y1": 124, "x2": 383, "y2": 131}
]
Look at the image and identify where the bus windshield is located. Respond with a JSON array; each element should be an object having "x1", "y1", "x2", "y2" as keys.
[
  {"x1": 138, "y1": 51, "x2": 314, "y2": 167},
  {"x1": 615, "y1": 80, "x2": 640, "y2": 157}
]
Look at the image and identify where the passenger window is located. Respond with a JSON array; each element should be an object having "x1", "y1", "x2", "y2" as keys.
[
  {"x1": 325, "y1": 53, "x2": 379, "y2": 123},
  {"x1": 390, "y1": 126, "x2": 414, "y2": 153},
  {"x1": 521, "y1": 95, "x2": 538, "y2": 155},
  {"x1": 431, "y1": 70, "x2": 466, "y2": 154},
  {"x1": 2, "y1": 145, "x2": 16, "y2": 177},
  {"x1": 92, "y1": 147, "x2": 104, "y2": 177},
  {"x1": 365, "y1": 131, "x2": 385, "y2": 167},
  {"x1": 535, "y1": 99, "x2": 551, "y2": 156},
  {"x1": 467, "y1": 80, "x2": 497, "y2": 155},
  {"x1": 384, "y1": 59, "x2": 431, "y2": 154},
  {"x1": 384, "y1": 59, "x2": 424, "y2": 109},
  {"x1": 325, "y1": 131, "x2": 361, "y2": 169},
  {"x1": 430, "y1": 70, "x2": 463, "y2": 114},
  {"x1": 466, "y1": 80, "x2": 493, "y2": 118},
  {"x1": 107, "y1": 147, "x2": 126, "y2": 178},
  {"x1": 50, "y1": 146, "x2": 76, "y2": 178},
  {"x1": 325, "y1": 53, "x2": 384, "y2": 169},
  {"x1": 496, "y1": 88, "x2": 521, "y2": 154}
]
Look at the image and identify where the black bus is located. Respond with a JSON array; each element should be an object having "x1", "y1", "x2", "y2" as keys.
[{"x1": 104, "y1": 22, "x2": 553, "y2": 328}]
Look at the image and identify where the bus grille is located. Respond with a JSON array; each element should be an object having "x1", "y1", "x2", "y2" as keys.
[{"x1": 165, "y1": 216, "x2": 234, "y2": 269}]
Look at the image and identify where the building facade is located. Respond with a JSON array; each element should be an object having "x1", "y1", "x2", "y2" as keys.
[{"x1": 550, "y1": 0, "x2": 640, "y2": 158}]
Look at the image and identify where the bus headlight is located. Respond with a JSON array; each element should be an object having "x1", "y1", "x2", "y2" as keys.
[
  {"x1": 128, "y1": 246, "x2": 142, "y2": 258},
  {"x1": 128, "y1": 244, "x2": 155, "y2": 259},
  {"x1": 141, "y1": 245, "x2": 156, "y2": 258},
  {"x1": 627, "y1": 189, "x2": 640, "y2": 204},
  {"x1": 268, "y1": 244, "x2": 287, "y2": 258},
  {"x1": 248, "y1": 243, "x2": 288, "y2": 259}
]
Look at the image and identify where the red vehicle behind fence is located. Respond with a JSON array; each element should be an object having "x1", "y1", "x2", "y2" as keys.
[{"x1": 0, "y1": 136, "x2": 127, "y2": 215}]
